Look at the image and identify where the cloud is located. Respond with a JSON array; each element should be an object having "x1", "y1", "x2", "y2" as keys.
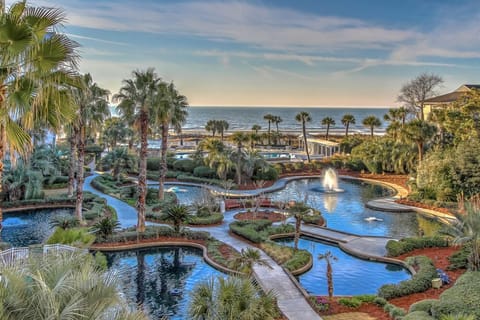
[{"x1": 66, "y1": 33, "x2": 129, "y2": 46}]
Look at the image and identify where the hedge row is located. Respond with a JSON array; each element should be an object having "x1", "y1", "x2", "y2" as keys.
[
  {"x1": 229, "y1": 220, "x2": 294, "y2": 243},
  {"x1": 96, "y1": 226, "x2": 210, "y2": 244},
  {"x1": 378, "y1": 256, "x2": 437, "y2": 299},
  {"x1": 386, "y1": 236, "x2": 450, "y2": 257},
  {"x1": 260, "y1": 241, "x2": 311, "y2": 272},
  {"x1": 187, "y1": 213, "x2": 224, "y2": 225}
]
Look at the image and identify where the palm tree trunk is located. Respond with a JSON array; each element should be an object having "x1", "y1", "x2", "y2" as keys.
[
  {"x1": 68, "y1": 131, "x2": 76, "y2": 197},
  {"x1": 158, "y1": 122, "x2": 168, "y2": 200},
  {"x1": 326, "y1": 125, "x2": 330, "y2": 140},
  {"x1": 137, "y1": 111, "x2": 148, "y2": 232},
  {"x1": 417, "y1": 142, "x2": 423, "y2": 162},
  {"x1": 327, "y1": 263, "x2": 333, "y2": 300},
  {"x1": 345, "y1": 123, "x2": 349, "y2": 137},
  {"x1": 75, "y1": 126, "x2": 85, "y2": 224},
  {"x1": 0, "y1": 124, "x2": 5, "y2": 238},
  {"x1": 267, "y1": 121, "x2": 271, "y2": 145},
  {"x1": 371, "y1": 127, "x2": 374, "y2": 137},
  {"x1": 236, "y1": 145, "x2": 242, "y2": 185},
  {"x1": 294, "y1": 216, "x2": 301, "y2": 250},
  {"x1": 302, "y1": 122, "x2": 311, "y2": 163}
]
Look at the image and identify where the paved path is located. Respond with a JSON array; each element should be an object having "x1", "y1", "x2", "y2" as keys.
[{"x1": 88, "y1": 173, "x2": 322, "y2": 320}]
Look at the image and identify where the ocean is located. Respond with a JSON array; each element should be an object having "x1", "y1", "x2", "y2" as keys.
[{"x1": 183, "y1": 106, "x2": 390, "y2": 134}]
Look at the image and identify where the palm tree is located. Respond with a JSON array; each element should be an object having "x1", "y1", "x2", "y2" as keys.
[
  {"x1": 295, "y1": 111, "x2": 312, "y2": 163},
  {"x1": 189, "y1": 276, "x2": 277, "y2": 320},
  {"x1": 242, "y1": 149, "x2": 267, "y2": 182},
  {"x1": 263, "y1": 114, "x2": 275, "y2": 145},
  {"x1": 228, "y1": 248, "x2": 271, "y2": 276},
  {"x1": 72, "y1": 73, "x2": 110, "y2": 224},
  {"x1": 273, "y1": 116, "x2": 282, "y2": 134},
  {"x1": 318, "y1": 251, "x2": 338, "y2": 301},
  {"x1": 217, "y1": 120, "x2": 229, "y2": 141},
  {"x1": 154, "y1": 81, "x2": 188, "y2": 200},
  {"x1": 205, "y1": 119, "x2": 217, "y2": 137},
  {"x1": 252, "y1": 124, "x2": 261, "y2": 134},
  {"x1": 321, "y1": 117, "x2": 335, "y2": 140},
  {"x1": 102, "y1": 117, "x2": 130, "y2": 150},
  {"x1": 288, "y1": 202, "x2": 313, "y2": 250},
  {"x1": 402, "y1": 119, "x2": 437, "y2": 162},
  {"x1": 341, "y1": 114, "x2": 356, "y2": 137},
  {"x1": 231, "y1": 132, "x2": 249, "y2": 184},
  {"x1": 0, "y1": 251, "x2": 147, "y2": 320},
  {"x1": 114, "y1": 68, "x2": 162, "y2": 232},
  {"x1": 199, "y1": 138, "x2": 226, "y2": 168},
  {"x1": 362, "y1": 115, "x2": 382, "y2": 137},
  {"x1": 103, "y1": 147, "x2": 138, "y2": 181},
  {"x1": 164, "y1": 204, "x2": 191, "y2": 234},
  {"x1": 0, "y1": 1, "x2": 79, "y2": 235}
]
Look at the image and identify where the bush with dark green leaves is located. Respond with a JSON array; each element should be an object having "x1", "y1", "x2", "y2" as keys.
[
  {"x1": 430, "y1": 272, "x2": 480, "y2": 319},
  {"x1": 386, "y1": 236, "x2": 449, "y2": 257},
  {"x1": 46, "y1": 227, "x2": 95, "y2": 247},
  {"x1": 409, "y1": 299, "x2": 438, "y2": 314},
  {"x1": 173, "y1": 159, "x2": 196, "y2": 173},
  {"x1": 403, "y1": 311, "x2": 435, "y2": 320},
  {"x1": 193, "y1": 166, "x2": 217, "y2": 178},
  {"x1": 146, "y1": 157, "x2": 161, "y2": 171},
  {"x1": 378, "y1": 256, "x2": 437, "y2": 299},
  {"x1": 447, "y1": 245, "x2": 470, "y2": 270},
  {"x1": 90, "y1": 217, "x2": 121, "y2": 239},
  {"x1": 253, "y1": 165, "x2": 279, "y2": 181},
  {"x1": 338, "y1": 297, "x2": 362, "y2": 308},
  {"x1": 187, "y1": 213, "x2": 223, "y2": 225}
]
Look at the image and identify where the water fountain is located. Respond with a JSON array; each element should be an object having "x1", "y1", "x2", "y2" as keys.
[{"x1": 310, "y1": 168, "x2": 344, "y2": 193}]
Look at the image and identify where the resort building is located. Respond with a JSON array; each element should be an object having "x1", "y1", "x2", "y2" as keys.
[
  {"x1": 423, "y1": 84, "x2": 480, "y2": 119},
  {"x1": 298, "y1": 135, "x2": 340, "y2": 157}
]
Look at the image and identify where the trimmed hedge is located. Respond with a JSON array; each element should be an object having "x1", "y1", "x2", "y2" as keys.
[
  {"x1": 193, "y1": 166, "x2": 217, "y2": 179},
  {"x1": 402, "y1": 311, "x2": 434, "y2": 320},
  {"x1": 409, "y1": 299, "x2": 438, "y2": 314},
  {"x1": 229, "y1": 220, "x2": 293, "y2": 244},
  {"x1": 260, "y1": 241, "x2": 311, "y2": 272},
  {"x1": 430, "y1": 272, "x2": 480, "y2": 319},
  {"x1": 386, "y1": 236, "x2": 449, "y2": 257},
  {"x1": 187, "y1": 213, "x2": 223, "y2": 225},
  {"x1": 378, "y1": 256, "x2": 437, "y2": 299},
  {"x1": 173, "y1": 159, "x2": 196, "y2": 173}
]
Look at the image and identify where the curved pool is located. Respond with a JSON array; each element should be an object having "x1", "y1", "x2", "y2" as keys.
[
  {"x1": 1, "y1": 208, "x2": 73, "y2": 247},
  {"x1": 269, "y1": 178, "x2": 440, "y2": 238},
  {"x1": 276, "y1": 237, "x2": 411, "y2": 295},
  {"x1": 104, "y1": 246, "x2": 224, "y2": 319}
]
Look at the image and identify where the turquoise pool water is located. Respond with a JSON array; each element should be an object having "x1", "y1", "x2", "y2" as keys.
[
  {"x1": 104, "y1": 246, "x2": 224, "y2": 319},
  {"x1": 276, "y1": 237, "x2": 411, "y2": 295},
  {"x1": 269, "y1": 178, "x2": 439, "y2": 238},
  {"x1": 164, "y1": 184, "x2": 204, "y2": 205},
  {"x1": 1, "y1": 209, "x2": 73, "y2": 247}
]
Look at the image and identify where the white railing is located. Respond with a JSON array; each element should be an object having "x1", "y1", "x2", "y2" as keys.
[{"x1": 0, "y1": 244, "x2": 87, "y2": 266}]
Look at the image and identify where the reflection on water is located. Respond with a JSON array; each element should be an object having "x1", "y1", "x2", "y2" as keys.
[
  {"x1": 269, "y1": 179, "x2": 440, "y2": 238},
  {"x1": 104, "y1": 246, "x2": 223, "y2": 319},
  {"x1": 276, "y1": 237, "x2": 411, "y2": 295},
  {"x1": 1, "y1": 209, "x2": 72, "y2": 247}
]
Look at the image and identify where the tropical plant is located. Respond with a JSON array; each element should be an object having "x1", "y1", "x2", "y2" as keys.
[
  {"x1": 231, "y1": 131, "x2": 249, "y2": 184},
  {"x1": 114, "y1": 68, "x2": 162, "y2": 232},
  {"x1": 205, "y1": 119, "x2": 217, "y2": 137},
  {"x1": 272, "y1": 116, "x2": 282, "y2": 135},
  {"x1": 288, "y1": 202, "x2": 313, "y2": 250},
  {"x1": 341, "y1": 114, "x2": 356, "y2": 137},
  {"x1": 50, "y1": 215, "x2": 80, "y2": 230},
  {"x1": 263, "y1": 114, "x2": 275, "y2": 145},
  {"x1": 402, "y1": 119, "x2": 437, "y2": 162},
  {"x1": 72, "y1": 73, "x2": 110, "y2": 224},
  {"x1": 318, "y1": 251, "x2": 338, "y2": 301},
  {"x1": 216, "y1": 120, "x2": 229, "y2": 141},
  {"x1": 321, "y1": 117, "x2": 335, "y2": 140},
  {"x1": 189, "y1": 276, "x2": 278, "y2": 320},
  {"x1": 103, "y1": 147, "x2": 138, "y2": 181},
  {"x1": 397, "y1": 73, "x2": 443, "y2": 120},
  {"x1": 0, "y1": 251, "x2": 147, "y2": 320},
  {"x1": 362, "y1": 115, "x2": 382, "y2": 137},
  {"x1": 0, "y1": 1, "x2": 79, "y2": 237},
  {"x1": 295, "y1": 111, "x2": 312, "y2": 163},
  {"x1": 2, "y1": 162, "x2": 43, "y2": 201},
  {"x1": 228, "y1": 247, "x2": 271, "y2": 276},
  {"x1": 102, "y1": 117, "x2": 131, "y2": 150},
  {"x1": 153, "y1": 81, "x2": 188, "y2": 200},
  {"x1": 164, "y1": 204, "x2": 191, "y2": 234},
  {"x1": 91, "y1": 217, "x2": 121, "y2": 239},
  {"x1": 252, "y1": 124, "x2": 261, "y2": 134}
]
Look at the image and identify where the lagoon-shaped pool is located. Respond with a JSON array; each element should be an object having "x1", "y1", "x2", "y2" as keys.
[
  {"x1": 276, "y1": 237, "x2": 411, "y2": 295},
  {"x1": 1, "y1": 208, "x2": 73, "y2": 247},
  {"x1": 104, "y1": 246, "x2": 224, "y2": 319},
  {"x1": 269, "y1": 178, "x2": 440, "y2": 238}
]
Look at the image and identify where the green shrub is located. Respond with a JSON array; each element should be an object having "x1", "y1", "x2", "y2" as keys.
[
  {"x1": 173, "y1": 159, "x2": 196, "y2": 173},
  {"x1": 309, "y1": 296, "x2": 330, "y2": 312},
  {"x1": 386, "y1": 236, "x2": 450, "y2": 257},
  {"x1": 373, "y1": 297, "x2": 387, "y2": 307},
  {"x1": 338, "y1": 297, "x2": 362, "y2": 308},
  {"x1": 187, "y1": 213, "x2": 223, "y2": 225},
  {"x1": 147, "y1": 157, "x2": 161, "y2": 171},
  {"x1": 389, "y1": 306, "x2": 406, "y2": 319},
  {"x1": 447, "y1": 245, "x2": 470, "y2": 270},
  {"x1": 93, "y1": 252, "x2": 108, "y2": 271},
  {"x1": 97, "y1": 226, "x2": 210, "y2": 244},
  {"x1": 282, "y1": 249, "x2": 310, "y2": 271},
  {"x1": 430, "y1": 272, "x2": 480, "y2": 319},
  {"x1": 378, "y1": 256, "x2": 437, "y2": 299},
  {"x1": 193, "y1": 166, "x2": 217, "y2": 178},
  {"x1": 356, "y1": 295, "x2": 377, "y2": 303},
  {"x1": 254, "y1": 165, "x2": 279, "y2": 181},
  {"x1": 403, "y1": 311, "x2": 435, "y2": 320},
  {"x1": 90, "y1": 217, "x2": 121, "y2": 239},
  {"x1": 409, "y1": 299, "x2": 437, "y2": 314},
  {"x1": 46, "y1": 227, "x2": 95, "y2": 247},
  {"x1": 260, "y1": 241, "x2": 311, "y2": 272}
]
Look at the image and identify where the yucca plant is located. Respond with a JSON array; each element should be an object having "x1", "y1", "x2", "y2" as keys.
[{"x1": 91, "y1": 217, "x2": 121, "y2": 239}]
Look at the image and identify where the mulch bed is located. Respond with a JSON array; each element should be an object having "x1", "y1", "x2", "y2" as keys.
[{"x1": 234, "y1": 210, "x2": 286, "y2": 223}]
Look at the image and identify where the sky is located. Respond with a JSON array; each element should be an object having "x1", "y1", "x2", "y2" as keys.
[{"x1": 10, "y1": 0, "x2": 480, "y2": 107}]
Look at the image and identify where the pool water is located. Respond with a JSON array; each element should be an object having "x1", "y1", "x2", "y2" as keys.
[
  {"x1": 269, "y1": 179, "x2": 440, "y2": 238},
  {"x1": 276, "y1": 237, "x2": 411, "y2": 295},
  {"x1": 164, "y1": 184, "x2": 204, "y2": 205},
  {"x1": 1, "y1": 209, "x2": 73, "y2": 247},
  {"x1": 104, "y1": 246, "x2": 224, "y2": 319}
]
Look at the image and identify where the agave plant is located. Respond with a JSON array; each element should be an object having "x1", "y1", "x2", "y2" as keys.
[{"x1": 91, "y1": 217, "x2": 121, "y2": 239}]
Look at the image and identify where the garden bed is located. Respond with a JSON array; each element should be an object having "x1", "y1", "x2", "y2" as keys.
[{"x1": 234, "y1": 210, "x2": 286, "y2": 222}]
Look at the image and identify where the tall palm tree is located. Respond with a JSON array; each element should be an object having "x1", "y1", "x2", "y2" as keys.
[
  {"x1": 263, "y1": 114, "x2": 275, "y2": 146},
  {"x1": 362, "y1": 115, "x2": 382, "y2": 137},
  {"x1": 205, "y1": 119, "x2": 217, "y2": 137},
  {"x1": 288, "y1": 202, "x2": 313, "y2": 250},
  {"x1": 189, "y1": 276, "x2": 277, "y2": 320},
  {"x1": 228, "y1": 248, "x2": 271, "y2": 276},
  {"x1": 318, "y1": 251, "x2": 338, "y2": 301},
  {"x1": 72, "y1": 73, "x2": 110, "y2": 224},
  {"x1": 273, "y1": 116, "x2": 282, "y2": 134},
  {"x1": 216, "y1": 120, "x2": 229, "y2": 141},
  {"x1": 341, "y1": 114, "x2": 356, "y2": 137},
  {"x1": 164, "y1": 204, "x2": 190, "y2": 234},
  {"x1": 252, "y1": 124, "x2": 261, "y2": 134},
  {"x1": 154, "y1": 81, "x2": 188, "y2": 200},
  {"x1": 321, "y1": 117, "x2": 335, "y2": 140},
  {"x1": 402, "y1": 119, "x2": 437, "y2": 162},
  {"x1": 102, "y1": 117, "x2": 130, "y2": 150},
  {"x1": 231, "y1": 132, "x2": 249, "y2": 184},
  {"x1": 295, "y1": 111, "x2": 312, "y2": 163},
  {"x1": 0, "y1": 251, "x2": 147, "y2": 320},
  {"x1": 114, "y1": 68, "x2": 161, "y2": 232},
  {"x1": 0, "y1": 1, "x2": 79, "y2": 235}
]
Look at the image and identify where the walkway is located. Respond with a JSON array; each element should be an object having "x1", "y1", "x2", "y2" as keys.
[{"x1": 88, "y1": 174, "x2": 322, "y2": 320}]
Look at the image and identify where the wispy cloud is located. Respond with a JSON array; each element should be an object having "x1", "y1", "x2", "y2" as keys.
[{"x1": 67, "y1": 33, "x2": 129, "y2": 46}]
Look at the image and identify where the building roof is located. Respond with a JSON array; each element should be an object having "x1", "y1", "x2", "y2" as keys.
[
  {"x1": 306, "y1": 138, "x2": 339, "y2": 147},
  {"x1": 423, "y1": 84, "x2": 480, "y2": 104}
]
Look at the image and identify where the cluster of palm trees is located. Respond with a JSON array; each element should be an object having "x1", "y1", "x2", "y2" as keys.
[
  {"x1": 205, "y1": 119, "x2": 229, "y2": 140},
  {"x1": 263, "y1": 114, "x2": 283, "y2": 145}
]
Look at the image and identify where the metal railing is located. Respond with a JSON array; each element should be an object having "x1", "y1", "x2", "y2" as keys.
[{"x1": 0, "y1": 244, "x2": 87, "y2": 266}]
